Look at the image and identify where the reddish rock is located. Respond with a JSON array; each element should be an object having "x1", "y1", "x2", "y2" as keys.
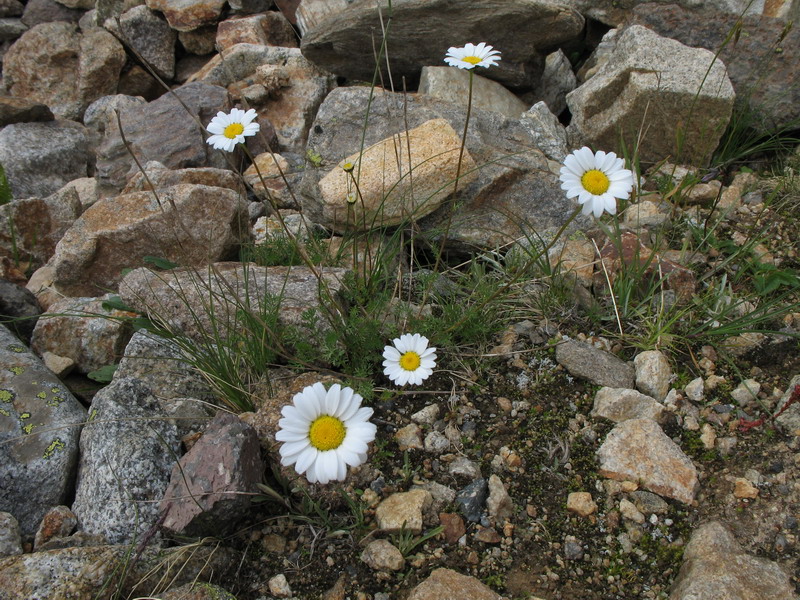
[
  {"x1": 33, "y1": 506, "x2": 76, "y2": 550},
  {"x1": 439, "y1": 512, "x2": 465, "y2": 544},
  {"x1": 406, "y1": 568, "x2": 501, "y2": 600},
  {"x1": 145, "y1": 0, "x2": 227, "y2": 32},
  {"x1": 161, "y1": 412, "x2": 264, "y2": 538}
]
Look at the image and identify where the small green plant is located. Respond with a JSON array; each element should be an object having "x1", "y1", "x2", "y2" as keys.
[
  {"x1": 390, "y1": 522, "x2": 444, "y2": 558},
  {"x1": 0, "y1": 162, "x2": 11, "y2": 205}
]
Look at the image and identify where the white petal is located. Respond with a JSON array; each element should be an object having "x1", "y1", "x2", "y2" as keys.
[{"x1": 294, "y1": 446, "x2": 318, "y2": 475}]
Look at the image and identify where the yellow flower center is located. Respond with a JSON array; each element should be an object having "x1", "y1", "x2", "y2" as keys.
[
  {"x1": 223, "y1": 123, "x2": 245, "y2": 139},
  {"x1": 399, "y1": 351, "x2": 421, "y2": 371},
  {"x1": 308, "y1": 415, "x2": 346, "y2": 451},
  {"x1": 581, "y1": 169, "x2": 610, "y2": 195},
  {"x1": 462, "y1": 56, "x2": 482, "y2": 65}
]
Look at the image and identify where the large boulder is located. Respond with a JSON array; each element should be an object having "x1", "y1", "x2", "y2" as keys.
[
  {"x1": 0, "y1": 325, "x2": 86, "y2": 538},
  {"x1": 299, "y1": 0, "x2": 584, "y2": 91},
  {"x1": 631, "y1": 3, "x2": 800, "y2": 132},
  {"x1": 566, "y1": 25, "x2": 734, "y2": 166},
  {"x1": 0, "y1": 120, "x2": 91, "y2": 200},
  {"x1": 72, "y1": 377, "x2": 180, "y2": 544},
  {"x1": 301, "y1": 87, "x2": 584, "y2": 253},
  {"x1": 3, "y1": 22, "x2": 125, "y2": 120},
  {"x1": 95, "y1": 82, "x2": 233, "y2": 193},
  {"x1": 49, "y1": 182, "x2": 250, "y2": 297}
]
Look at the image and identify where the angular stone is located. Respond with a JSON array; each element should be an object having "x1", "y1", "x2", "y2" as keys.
[
  {"x1": 530, "y1": 49, "x2": 576, "y2": 117},
  {"x1": 0, "y1": 279, "x2": 41, "y2": 344},
  {"x1": 555, "y1": 339, "x2": 635, "y2": 389},
  {"x1": 72, "y1": 377, "x2": 180, "y2": 544},
  {"x1": 774, "y1": 374, "x2": 800, "y2": 434},
  {"x1": 116, "y1": 5, "x2": 177, "y2": 80},
  {"x1": 360, "y1": 539, "x2": 405, "y2": 572},
  {"x1": 95, "y1": 82, "x2": 231, "y2": 193},
  {"x1": 50, "y1": 183, "x2": 249, "y2": 296},
  {"x1": 598, "y1": 418, "x2": 698, "y2": 504},
  {"x1": 0, "y1": 324, "x2": 86, "y2": 538},
  {"x1": 634, "y1": 350, "x2": 672, "y2": 401},
  {"x1": 395, "y1": 423, "x2": 423, "y2": 451},
  {"x1": 3, "y1": 22, "x2": 125, "y2": 120},
  {"x1": 302, "y1": 87, "x2": 578, "y2": 252},
  {"x1": 300, "y1": 0, "x2": 584, "y2": 91},
  {"x1": 632, "y1": 3, "x2": 800, "y2": 132},
  {"x1": 567, "y1": 25, "x2": 734, "y2": 166},
  {"x1": 520, "y1": 101, "x2": 568, "y2": 162},
  {"x1": 83, "y1": 94, "x2": 148, "y2": 136},
  {"x1": 216, "y1": 12, "x2": 297, "y2": 50},
  {"x1": 375, "y1": 489, "x2": 432, "y2": 534},
  {"x1": 145, "y1": 0, "x2": 226, "y2": 32},
  {"x1": 406, "y1": 568, "x2": 500, "y2": 600},
  {"x1": 0, "y1": 0, "x2": 24, "y2": 18},
  {"x1": 456, "y1": 478, "x2": 488, "y2": 523},
  {"x1": 161, "y1": 583, "x2": 238, "y2": 600},
  {"x1": 439, "y1": 512, "x2": 465, "y2": 544},
  {"x1": 486, "y1": 474, "x2": 513, "y2": 522},
  {"x1": 591, "y1": 387, "x2": 666, "y2": 424},
  {"x1": 161, "y1": 412, "x2": 263, "y2": 537},
  {"x1": 0, "y1": 120, "x2": 90, "y2": 200},
  {"x1": 189, "y1": 44, "x2": 334, "y2": 152},
  {"x1": 178, "y1": 25, "x2": 217, "y2": 55},
  {"x1": 566, "y1": 492, "x2": 597, "y2": 517},
  {"x1": 21, "y1": 0, "x2": 82, "y2": 28},
  {"x1": 33, "y1": 505, "x2": 76, "y2": 550},
  {"x1": 317, "y1": 118, "x2": 477, "y2": 232},
  {"x1": 121, "y1": 162, "x2": 244, "y2": 195},
  {"x1": 118, "y1": 263, "x2": 348, "y2": 344},
  {"x1": 419, "y1": 67, "x2": 527, "y2": 119},
  {"x1": 31, "y1": 295, "x2": 133, "y2": 374},
  {"x1": 669, "y1": 521, "x2": 796, "y2": 600}
]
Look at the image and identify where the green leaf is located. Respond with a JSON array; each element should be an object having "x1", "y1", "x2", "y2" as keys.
[
  {"x1": 143, "y1": 255, "x2": 179, "y2": 270},
  {"x1": 101, "y1": 295, "x2": 134, "y2": 312},
  {"x1": 87, "y1": 364, "x2": 117, "y2": 383},
  {"x1": 0, "y1": 162, "x2": 12, "y2": 206}
]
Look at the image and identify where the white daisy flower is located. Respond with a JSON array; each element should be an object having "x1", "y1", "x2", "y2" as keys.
[
  {"x1": 559, "y1": 147, "x2": 635, "y2": 218},
  {"x1": 444, "y1": 42, "x2": 501, "y2": 70},
  {"x1": 206, "y1": 108, "x2": 260, "y2": 152},
  {"x1": 275, "y1": 382, "x2": 376, "y2": 485},
  {"x1": 382, "y1": 333, "x2": 437, "y2": 386}
]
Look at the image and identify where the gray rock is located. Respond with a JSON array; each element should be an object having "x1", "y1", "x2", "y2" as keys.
[
  {"x1": 161, "y1": 412, "x2": 263, "y2": 538},
  {"x1": 95, "y1": 82, "x2": 230, "y2": 193},
  {"x1": 566, "y1": 24, "x2": 734, "y2": 166},
  {"x1": 598, "y1": 418, "x2": 698, "y2": 505},
  {"x1": 520, "y1": 101, "x2": 569, "y2": 162},
  {"x1": 3, "y1": 22, "x2": 125, "y2": 120},
  {"x1": 0, "y1": 512, "x2": 22, "y2": 557},
  {"x1": 360, "y1": 539, "x2": 405, "y2": 572},
  {"x1": 0, "y1": 120, "x2": 90, "y2": 199},
  {"x1": 118, "y1": 263, "x2": 348, "y2": 346},
  {"x1": 774, "y1": 374, "x2": 800, "y2": 433},
  {"x1": 424, "y1": 430, "x2": 450, "y2": 453},
  {"x1": 31, "y1": 295, "x2": 133, "y2": 374},
  {"x1": 449, "y1": 456, "x2": 481, "y2": 479},
  {"x1": 634, "y1": 350, "x2": 672, "y2": 402},
  {"x1": 300, "y1": 0, "x2": 584, "y2": 91},
  {"x1": 116, "y1": 5, "x2": 176, "y2": 80},
  {"x1": 83, "y1": 94, "x2": 147, "y2": 135},
  {"x1": 530, "y1": 49, "x2": 576, "y2": 117},
  {"x1": 0, "y1": 324, "x2": 86, "y2": 538},
  {"x1": 632, "y1": 3, "x2": 800, "y2": 132},
  {"x1": 189, "y1": 44, "x2": 334, "y2": 152},
  {"x1": 419, "y1": 66, "x2": 527, "y2": 119},
  {"x1": 669, "y1": 521, "x2": 796, "y2": 599},
  {"x1": 486, "y1": 474, "x2": 513, "y2": 522},
  {"x1": 555, "y1": 339, "x2": 635, "y2": 389},
  {"x1": 0, "y1": 279, "x2": 41, "y2": 344},
  {"x1": 629, "y1": 490, "x2": 669, "y2": 515},
  {"x1": 456, "y1": 477, "x2": 488, "y2": 523},
  {"x1": 72, "y1": 377, "x2": 180, "y2": 544},
  {"x1": 160, "y1": 583, "x2": 238, "y2": 600},
  {"x1": 0, "y1": 18, "x2": 26, "y2": 41},
  {"x1": 0, "y1": 0, "x2": 23, "y2": 18},
  {"x1": 301, "y1": 87, "x2": 581, "y2": 253},
  {"x1": 21, "y1": 0, "x2": 82, "y2": 28},
  {"x1": 50, "y1": 183, "x2": 249, "y2": 296},
  {"x1": 0, "y1": 543, "x2": 238, "y2": 599},
  {"x1": 591, "y1": 387, "x2": 666, "y2": 424}
]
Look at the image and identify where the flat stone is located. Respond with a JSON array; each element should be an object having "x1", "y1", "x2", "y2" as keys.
[
  {"x1": 72, "y1": 377, "x2": 180, "y2": 544},
  {"x1": 375, "y1": 489, "x2": 432, "y2": 534},
  {"x1": 50, "y1": 183, "x2": 249, "y2": 296},
  {"x1": 161, "y1": 412, "x2": 263, "y2": 538},
  {"x1": 598, "y1": 418, "x2": 699, "y2": 504},
  {"x1": 591, "y1": 387, "x2": 666, "y2": 424},
  {"x1": 406, "y1": 568, "x2": 500, "y2": 600},
  {"x1": 555, "y1": 339, "x2": 635, "y2": 389},
  {"x1": 634, "y1": 350, "x2": 672, "y2": 402},
  {"x1": 439, "y1": 512, "x2": 465, "y2": 544},
  {"x1": 669, "y1": 521, "x2": 796, "y2": 599},
  {"x1": 395, "y1": 423, "x2": 423, "y2": 451},
  {"x1": 360, "y1": 539, "x2": 405, "y2": 571},
  {"x1": 0, "y1": 325, "x2": 86, "y2": 538},
  {"x1": 567, "y1": 24, "x2": 734, "y2": 166},
  {"x1": 145, "y1": 0, "x2": 226, "y2": 31}
]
